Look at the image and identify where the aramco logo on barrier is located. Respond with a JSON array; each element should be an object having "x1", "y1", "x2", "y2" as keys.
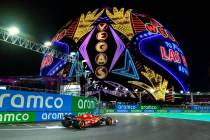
[
  {"x1": 78, "y1": 99, "x2": 95, "y2": 109},
  {"x1": 0, "y1": 112, "x2": 35, "y2": 123},
  {"x1": 0, "y1": 90, "x2": 72, "y2": 111},
  {"x1": 72, "y1": 97, "x2": 97, "y2": 112},
  {"x1": 0, "y1": 94, "x2": 63, "y2": 109}
]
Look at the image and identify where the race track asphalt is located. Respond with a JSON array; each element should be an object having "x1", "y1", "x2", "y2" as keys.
[{"x1": 1, "y1": 113, "x2": 210, "y2": 140}]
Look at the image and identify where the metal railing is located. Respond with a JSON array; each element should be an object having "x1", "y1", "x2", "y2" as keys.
[
  {"x1": 6, "y1": 85, "x2": 60, "y2": 94},
  {"x1": 0, "y1": 28, "x2": 75, "y2": 63}
]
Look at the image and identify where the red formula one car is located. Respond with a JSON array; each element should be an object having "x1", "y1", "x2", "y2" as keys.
[{"x1": 61, "y1": 113, "x2": 117, "y2": 129}]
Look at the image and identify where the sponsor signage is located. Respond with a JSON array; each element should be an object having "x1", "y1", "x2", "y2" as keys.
[
  {"x1": 115, "y1": 104, "x2": 138, "y2": 112},
  {"x1": 197, "y1": 110, "x2": 210, "y2": 113},
  {"x1": 106, "y1": 109, "x2": 115, "y2": 113},
  {"x1": 0, "y1": 89, "x2": 72, "y2": 111},
  {"x1": 1, "y1": 111, "x2": 97, "y2": 123},
  {"x1": 191, "y1": 106, "x2": 210, "y2": 110},
  {"x1": 72, "y1": 96, "x2": 97, "y2": 112},
  {"x1": 183, "y1": 110, "x2": 197, "y2": 113},
  {"x1": 139, "y1": 105, "x2": 160, "y2": 110},
  {"x1": 156, "y1": 110, "x2": 168, "y2": 113},
  {"x1": 0, "y1": 112, "x2": 35, "y2": 124},
  {"x1": 130, "y1": 109, "x2": 142, "y2": 113},
  {"x1": 116, "y1": 109, "x2": 130, "y2": 113},
  {"x1": 35, "y1": 112, "x2": 72, "y2": 121},
  {"x1": 115, "y1": 104, "x2": 138, "y2": 110},
  {"x1": 167, "y1": 109, "x2": 183, "y2": 113},
  {"x1": 142, "y1": 109, "x2": 156, "y2": 113},
  {"x1": 106, "y1": 109, "x2": 210, "y2": 113},
  {"x1": 73, "y1": 112, "x2": 92, "y2": 116}
]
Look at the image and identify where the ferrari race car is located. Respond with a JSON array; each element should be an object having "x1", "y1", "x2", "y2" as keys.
[{"x1": 61, "y1": 113, "x2": 117, "y2": 129}]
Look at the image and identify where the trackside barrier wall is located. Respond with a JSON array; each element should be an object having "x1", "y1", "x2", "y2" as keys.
[
  {"x1": 0, "y1": 89, "x2": 97, "y2": 124},
  {"x1": 106, "y1": 104, "x2": 210, "y2": 113},
  {"x1": 107, "y1": 109, "x2": 210, "y2": 113}
]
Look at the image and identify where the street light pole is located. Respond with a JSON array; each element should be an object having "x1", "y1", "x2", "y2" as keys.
[
  {"x1": 134, "y1": 89, "x2": 143, "y2": 104},
  {"x1": 98, "y1": 86, "x2": 102, "y2": 114},
  {"x1": 99, "y1": 87, "x2": 101, "y2": 107},
  {"x1": 99, "y1": 91, "x2": 101, "y2": 111},
  {"x1": 92, "y1": 81, "x2": 101, "y2": 114},
  {"x1": 190, "y1": 91, "x2": 194, "y2": 105},
  {"x1": 139, "y1": 91, "x2": 142, "y2": 104},
  {"x1": 115, "y1": 87, "x2": 118, "y2": 96}
]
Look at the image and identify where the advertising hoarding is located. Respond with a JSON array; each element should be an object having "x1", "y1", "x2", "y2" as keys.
[
  {"x1": 191, "y1": 106, "x2": 210, "y2": 110},
  {"x1": 115, "y1": 104, "x2": 138, "y2": 112},
  {"x1": 0, "y1": 111, "x2": 97, "y2": 123},
  {"x1": 140, "y1": 105, "x2": 160, "y2": 110},
  {"x1": 72, "y1": 96, "x2": 97, "y2": 112},
  {"x1": 0, "y1": 90, "x2": 99, "y2": 123},
  {"x1": 130, "y1": 109, "x2": 142, "y2": 113},
  {"x1": 0, "y1": 89, "x2": 72, "y2": 112},
  {"x1": 0, "y1": 112, "x2": 35, "y2": 124},
  {"x1": 35, "y1": 112, "x2": 72, "y2": 121},
  {"x1": 73, "y1": 112, "x2": 92, "y2": 116}
]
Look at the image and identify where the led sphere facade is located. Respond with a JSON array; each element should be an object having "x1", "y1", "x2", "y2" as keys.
[{"x1": 40, "y1": 7, "x2": 189, "y2": 102}]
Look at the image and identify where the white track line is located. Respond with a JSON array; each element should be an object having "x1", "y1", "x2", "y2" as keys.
[
  {"x1": 0, "y1": 126, "x2": 65, "y2": 131},
  {"x1": 45, "y1": 126, "x2": 64, "y2": 129},
  {"x1": 0, "y1": 128, "x2": 47, "y2": 131}
]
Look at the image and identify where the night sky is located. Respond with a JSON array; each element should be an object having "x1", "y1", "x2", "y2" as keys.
[{"x1": 0, "y1": 0, "x2": 209, "y2": 91}]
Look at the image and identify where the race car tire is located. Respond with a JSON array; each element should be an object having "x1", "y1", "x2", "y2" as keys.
[
  {"x1": 105, "y1": 117, "x2": 112, "y2": 125},
  {"x1": 73, "y1": 120, "x2": 86, "y2": 129},
  {"x1": 61, "y1": 120, "x2": 71, "y2": 127},
  {"x1": 93, "y1": 120, "x2": 101, "y2": 127}
]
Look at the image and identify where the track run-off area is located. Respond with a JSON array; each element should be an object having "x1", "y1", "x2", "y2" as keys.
[{"x1": 1, "y1": 113, "x2": 210, "y2": 140}]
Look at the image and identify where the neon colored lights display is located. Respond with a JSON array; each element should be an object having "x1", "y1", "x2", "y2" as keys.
[
  {"x1": 97, "y1": 23, "x2": 108, "y2": 31},
  {"x1": 40, "y1": 41, "x2": 69, "y2": 76},
  {"x1": 95, "y1": 66, "x2": 108, "y2": 79},
  {"x1": 52, "y1": 29, "x2": 66, "y2": 42},
  {"x1": 112, "y1": 49, "x2": 139, "y2": 80},
  {"x1": 95, "y1": 42, "x2": 108, "y2": 52},
  {"x1": 79, "y1": 28, "x2": 95, "y2": 72},
  {"x1": 94, "y1": 23, "x2": 109, "y2": 79},
  {"x1": 106, "y1": 8, "x2": 134, "y2": 40},
  {"x1": 160, "y1": 46, "x2": 181, "y2": 64},
  {"x1": 96, "y1": 31, "x2": 108, "y2": 41},
  {"x1": 40, "y1": 7, "x2": 189, "y2": 101},
  {"x1": 134, "y1": 33, "x2": 188, "y2": 92},
  {"x1": 73, "y1": 9, "x2": 104, "y2": 42},
  {"x1": 95, "y1": 53, "x2": 108, "y2": 65},
  {"x1": 128, "y1": 66, "x2": 168, "y2": 101},
  {"x1": 145, "y1": 18, "x2": 176, "y2": 42},
  {"x1": 41, "y1": 51, "x2": 53, "y2": 69},
  {"x1": 109, "y1": 26, "x2": 126, "y2": 72}
]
